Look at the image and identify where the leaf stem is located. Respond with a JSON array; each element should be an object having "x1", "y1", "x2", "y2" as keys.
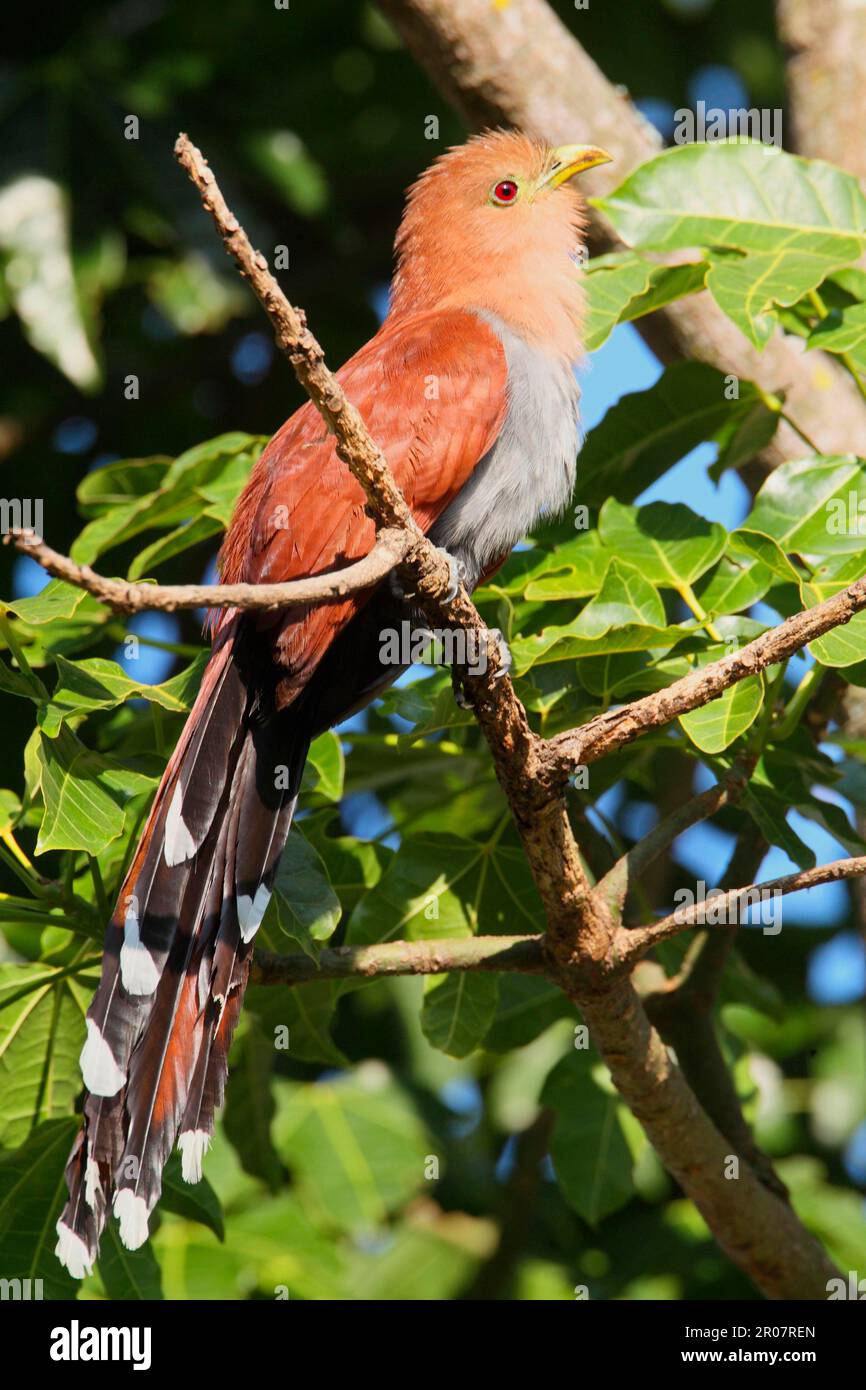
[
  {"x1": 89, "y1": 855, "x2": 110, "y2": 920},
  {"x1": 676, "y1": 582, "x2": 724, "y2": 643},
  {"x1": 808, "y1": 288, "x2": 866, "y2": 407},
  {"x1": 773, "y1": 661, "x2": 825, "y2": 742}
]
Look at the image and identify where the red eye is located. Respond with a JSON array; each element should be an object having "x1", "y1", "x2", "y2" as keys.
[{"x1": 491, "y1": 179, "x2": 519, "y2": 205}]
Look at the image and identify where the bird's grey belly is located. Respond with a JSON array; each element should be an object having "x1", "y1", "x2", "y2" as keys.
[{"x1": 429, "y1": 309, "x2": 581, "y2": 589}]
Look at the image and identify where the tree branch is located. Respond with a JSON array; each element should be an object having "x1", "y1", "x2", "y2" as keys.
[
  {"x1": 547, "y1": 574, "x2": 866, "y2": 782},
  {"x1": 620, "y1": 855, "x2": 866, "y2": 965},
  {"x1": 777, "y1": 0, "x2": 866, "y2": 188},
  {"x1": 571, "y1": 978, "x2": 839, "y2": 1299},
  {"x1": 4, "y1": 528, "x2": 412, "y2": 614},
  {"x1": 173, "y1": 130, "x2": 612, "y2": 994},
  {"x1": 170, "y1": 128, "x2": 842, "y2": 1299},
  {"x1": 643, "y1": 829, "x2": 786, "y2": 1201},
  {"x1": 595, "y1": 757, "x2": 756, "y2": 915},
  {"x1": 251, "y1": 934, "x2": 545, "y2": 986}
]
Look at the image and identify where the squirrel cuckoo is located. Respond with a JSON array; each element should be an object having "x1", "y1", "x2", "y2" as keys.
[{"x1": 55, "y1": 129, "x2": 610, "y2": 1276}]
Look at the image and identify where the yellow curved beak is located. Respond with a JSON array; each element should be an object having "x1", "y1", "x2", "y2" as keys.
[{"x1": 542, "y1": 144, "x2": 613, "y2": 188}]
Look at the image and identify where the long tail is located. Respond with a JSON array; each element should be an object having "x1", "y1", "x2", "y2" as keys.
[{"x1": 55, "y1": 618, "x2": 308, "y2": 1278}]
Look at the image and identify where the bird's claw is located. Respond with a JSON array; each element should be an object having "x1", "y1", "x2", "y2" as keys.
[
  {"x1": 451, "y1": 667, "x2": 473, "y2": 710},
  {"x1": 485, "y1": 628, "x2": 512, "y2": 682},
  {"x1": 435, "y1": 546, "x2": 466, "y2": 603}
]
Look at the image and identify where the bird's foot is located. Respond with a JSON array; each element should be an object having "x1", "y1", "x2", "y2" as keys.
[
  {"x1": 485, "y1": 628, "x2": 512, "y2": 682},
  {"x1": 451, "y1": 666, "x2": 473, "y2": 710},
  {"x1": 435, "y1": 546, "x2": 466, "y2": 603}
]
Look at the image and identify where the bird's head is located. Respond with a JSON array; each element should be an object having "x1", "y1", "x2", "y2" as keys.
[{"x1": 390, "y1": 129, "x2": 611, "y2": 359}]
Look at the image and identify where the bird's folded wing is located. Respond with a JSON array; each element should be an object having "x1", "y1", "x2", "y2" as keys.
[{"x1": 219, "y1": 307, "x2": 509, "y2": 696}]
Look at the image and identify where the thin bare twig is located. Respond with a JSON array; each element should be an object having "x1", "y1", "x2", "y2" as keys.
[
  {"x1": 547, "y1": 575, "x2": 866, "y2": 783},
  {"x1": 595, "y1": 757, "x2": 756, "y2": 914},
  {"x1": 620, "y1": 854, "x2": 866, "y2": 964}
]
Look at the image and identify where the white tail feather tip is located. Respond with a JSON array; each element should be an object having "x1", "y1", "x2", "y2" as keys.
[
  {"x1": 178, "y1": 1129, "x2": 211, "y2": 1184},
  {"x1": 237, "y1": 883, "x2": 272, "y2": 943},
  {"x1": 80, "y1": 1018, "x2": 126, "y2": 1097},
  {"x1": 113, "y1": 1189, "x2": 150, "y2": 1250},
  {"x1": 55, "y1": 1221, "x2": 94, "y2": 1280},
  {"x1": 164, "y1": 782, "x2": 196, "y2": 866}
]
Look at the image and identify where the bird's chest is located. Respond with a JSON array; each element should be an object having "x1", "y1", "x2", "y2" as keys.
[{"x1": 429, "y1": 311, "x2": 581, "y2": 588}]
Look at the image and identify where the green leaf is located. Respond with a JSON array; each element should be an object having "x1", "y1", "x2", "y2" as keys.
[
  {"x1": 128, "y1": 514, "x2": 224, "y2": 579},
  {"x1": 542, "y1": 1051, "x2": 636, "y2": 1224},
  {"x1": 729, "y1": 528, "x2": 806, "y2": 585},
  {"x1": 39, "y1": 651, "x2": 208, "y2": 735},
  {"x1": 378, "y1": 672, "x2": 474, "y2": 745},
  {"x1": 570, "y1": 558, "x2": 665, "y2": 634},
  {"x1": 599, "y1": 500, "x2": 727, "y2": 588},
  {"x1": 583, "y1": 254, "x2": 709, "y2": 352},
  {"x1": 742, "y1": 787, "x2": 816, "y2": 868},
  {"x1": 0, "y1": 1119, "x2": 80, "y2": 1299},
  {"x1": 802, "y1": 554, "x2": 866, "y2": 666},
  {"x1": 223, "y1": 1022, "x2": 283, "y2": 1191},
  {"x1": 578, "y1": 362, "x2": 779, "y2": 506},
  {"x1": 272, "y1": 1068, "x2": 430, "y2": 1233},
  {"x1": 679, "y1": 669, "x2": 764, "y2": 753},
  {"x1": 0, "y1": 789, "x2": 22, "y2": 836},
  {"x1": 304, "y1": 730, "x2": 345, "y2": 801},
  {"x1": 347, "y1": 833, "x2": 543, "y2": 946},
  {"x1": 0, "y1": 965, "x2": 88, "y2": 1148},
  {"x1": 77, "y1": 456, "x2": 172, "y2": 514},
  {"x1": 483, "y1": 975, "x2": 574, "y2": 1051},
  {"x1": 520, "y1": 530, "x2": 611, "y2": 601},
  {"x1": 160, "y1": 1153, "x2": 224, "y2": 1241},
  {"x1": 743, "y1": 455, "x2": 866, "y2": 555},
  {"x1": 220, "y1": 1193, "x2": 345, "y2": 1299},
  {"x1": 807, "y1": 300, "x2": 866, "y2": 378},
  {"x1": 616, "y1": 260, "x2": 709, "y2": 329},
  {"x1": 582, "y1": 253, "x2": 655, "y2": 350},
  {"x1": 70, "y1": 434, "x2": 262, "y2": 565},
  {"x1": 246, "y1": 981, "x2": 346, "y2": 1067},
  {"x1": 263, "y1": 829, "x2": 341, "y2": 959},
  {"x1": 511, "y1": 617, "x2": 691, "y2": 674},
  {"x1": 304, "y1": 813, "x2": 388, "y2": 917},
  {"x1": 596, "y1": 141, "x2": 866, "y2": 348},
  {"x1": 97, "y1": 1221, "x2": 163, "y2": 1300},
  {"x1": 2, "y1": 580, "x2": 99, "y2": 627},
  {"x1": 420, "y1": 973, "x2": 499, "y2": 1057},
  {"x1": 35, "y1": 728, "x2": 156, "y2": 855},
  {"x1": 694, "y1": 553, "x2": 773, "y2": 616}
]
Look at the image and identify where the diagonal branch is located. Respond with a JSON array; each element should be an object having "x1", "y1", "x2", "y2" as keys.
[
  {"x1": 172, "y1": 131, "x2": 608, "y2": 988},
  {"x1": 619, "y1": 854, "x2": 866, "y2": 965},
  {"x1": 546, "y1": 576, "x2": 866, "y2": 783},
  {"x1": 595, "y1": 756, "x2": 756, "y2": 915},
  {"x1": 4, "y1": 528, "x2": 412, "y2": 614},
  {"x1": 165, "y1": 128, "x2": 842, "y2": 1299}
]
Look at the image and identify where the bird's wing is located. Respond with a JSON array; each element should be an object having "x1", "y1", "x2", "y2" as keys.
[{"x1": 219, "y1": 307, "x2": 509, "y2": 697}]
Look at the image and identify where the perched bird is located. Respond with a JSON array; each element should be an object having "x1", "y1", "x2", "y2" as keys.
[{"x1": 55, "y1": 129, "x2": 610, "y2": 1276}]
